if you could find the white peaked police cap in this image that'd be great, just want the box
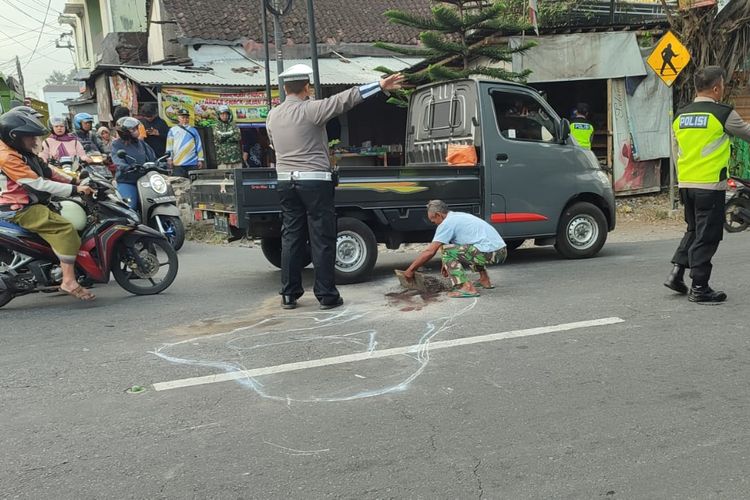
[278,64,313,82]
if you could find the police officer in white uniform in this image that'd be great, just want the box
[266,65,404,310]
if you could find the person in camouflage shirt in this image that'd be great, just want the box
[213,105,242,169]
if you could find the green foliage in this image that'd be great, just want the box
[375,0,538,105]
[45,69,78,86]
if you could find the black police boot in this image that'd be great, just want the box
[688,285,727,304]
[281,295,298,310]
[664,264,688,294]
[319,296,344,310]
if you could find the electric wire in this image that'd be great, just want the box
[27,0,53,65]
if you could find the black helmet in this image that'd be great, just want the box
[0,109,48,153]
[12,105,44,120]
[115,116,141,141]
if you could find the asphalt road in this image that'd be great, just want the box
[3,232,750,499]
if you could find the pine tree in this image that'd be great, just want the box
[374,0,536,105]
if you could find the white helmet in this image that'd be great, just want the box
[278,64,313,82]
[59,200,87,231]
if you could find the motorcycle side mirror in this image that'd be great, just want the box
[116,150,127,159]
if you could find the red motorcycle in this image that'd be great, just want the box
[0,164,179,308]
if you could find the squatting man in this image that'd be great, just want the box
[402,200,507,298]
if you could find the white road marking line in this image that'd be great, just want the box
[152,317,624,392]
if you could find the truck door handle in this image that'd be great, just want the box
[496,153,509,162]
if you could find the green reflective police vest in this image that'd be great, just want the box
[570,121,594,150]
[673,101,733,185]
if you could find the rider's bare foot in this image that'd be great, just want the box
[60,284,95,301]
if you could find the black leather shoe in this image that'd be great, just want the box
[319,297,344,310]
[688,286,727,304]
[281,295,298,310]
[664,264,688,294]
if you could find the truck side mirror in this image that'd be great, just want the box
[559,119,571,143]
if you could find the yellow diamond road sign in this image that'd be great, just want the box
[647,31,691,87]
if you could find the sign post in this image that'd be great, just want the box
[647,31,692,209]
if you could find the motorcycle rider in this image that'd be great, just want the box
[111,116,156,209]
[40,116,92,164]
[0,109,95,300]
[72,113,101,155]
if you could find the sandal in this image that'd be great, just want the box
[473,281,495,289]
[62,285,95,301]
[448,290,480,298]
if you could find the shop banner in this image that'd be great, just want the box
[110,75,138,115]
[611,78,662,195]
[678,0,716,9]
[159,87,280,127]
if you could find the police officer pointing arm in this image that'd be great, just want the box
[664,66,750,303]
[266,64,405,310]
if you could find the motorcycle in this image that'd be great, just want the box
[115,150,185,251]
[50,155,113,181]
[724,176,750,233]
[0,164,179,308]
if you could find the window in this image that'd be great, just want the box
[491,91,556,143]
[424,97,463,131]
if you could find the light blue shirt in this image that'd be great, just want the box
[432,211,506,253]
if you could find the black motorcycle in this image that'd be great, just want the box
[724,176,750,233]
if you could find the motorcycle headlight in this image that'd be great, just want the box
[150,174,168,194]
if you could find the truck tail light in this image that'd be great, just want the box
[229,213,239,227]
[194,210,203,221]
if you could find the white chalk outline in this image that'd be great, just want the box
[153,316,624,392]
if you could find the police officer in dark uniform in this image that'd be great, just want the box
[665,66,750,303]
[266,65,405,310]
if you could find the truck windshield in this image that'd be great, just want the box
[491,91,557,143]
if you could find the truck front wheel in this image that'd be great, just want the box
[554,202,608,259]
[335,217,378,284]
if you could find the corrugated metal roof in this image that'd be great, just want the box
[119,57,422,88]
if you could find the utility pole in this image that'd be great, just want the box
[273,15,286,101]
[306,0,321,97]
[259,0,273,109]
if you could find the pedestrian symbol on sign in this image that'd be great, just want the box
[660,43,679,76]
[647,31,692,87]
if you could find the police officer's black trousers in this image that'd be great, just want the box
[671,188,725,287]
[277,180,340,304]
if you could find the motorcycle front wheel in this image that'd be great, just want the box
[724,198,750,233]
[112,237,178,295]
[151,215,185,251]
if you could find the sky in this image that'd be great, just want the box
[0,0,78,98]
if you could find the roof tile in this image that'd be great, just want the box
[160,0,430,44]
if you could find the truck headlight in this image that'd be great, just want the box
[150,175,168,194]
[596,170,610,185]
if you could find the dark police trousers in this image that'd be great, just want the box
[277,180,340,304]
[671,188,725,287]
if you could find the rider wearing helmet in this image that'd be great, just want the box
[0,109,95,300]
[72,112,101,154]
[40,116,92,164]
[10,105,44,119]
[213,104,242,169]
[111,116,156,209]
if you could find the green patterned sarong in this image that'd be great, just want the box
[441,244,507,286]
